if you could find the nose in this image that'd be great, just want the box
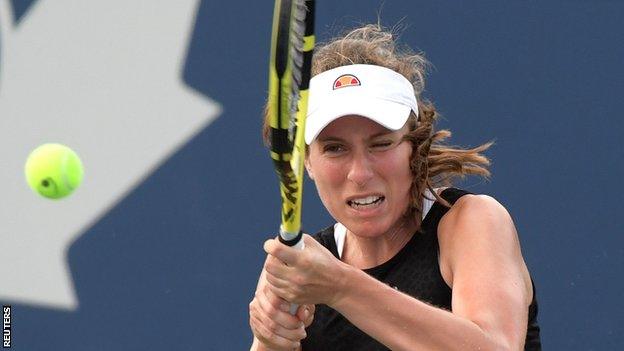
[346,150,374,186]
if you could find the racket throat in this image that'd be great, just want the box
[279,227,305,250]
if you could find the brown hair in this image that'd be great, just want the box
[263,24,492,230]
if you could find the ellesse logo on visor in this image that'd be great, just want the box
[333,74,361,90]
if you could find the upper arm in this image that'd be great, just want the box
[438,195,532,350]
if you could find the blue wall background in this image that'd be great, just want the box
[3,0,623,349]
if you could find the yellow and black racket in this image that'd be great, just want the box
[267,0,315,312]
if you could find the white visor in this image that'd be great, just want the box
[305,64,418,144]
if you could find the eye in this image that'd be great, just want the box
[322,143,345,154]
[371,140,394,150]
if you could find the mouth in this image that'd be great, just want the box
[347,195,385,209]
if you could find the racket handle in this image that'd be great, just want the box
[279,227,305,315]
[278,228,304,248]
[289,303,300,315]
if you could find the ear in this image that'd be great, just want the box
[304,156,315,180]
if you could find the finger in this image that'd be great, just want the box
[304,304,315,327]
[294,304,307,320]
[295,304,315,327]
[265,287,292,311]
[257,289,302,330]
[265,273,301,303]
[251,306,306,345]
[264,238,300,266]
[295,305,306,321]
[267,283,299,305]
[265,254,292,277]
[251,312,305,343]
[250,314,302,350]
[253,312,306,344]
[264,270,292,290]
[302,233,317,247]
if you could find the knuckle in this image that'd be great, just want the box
[257,330,268,341]
[266,305,279,319]
[266,319,278,332]
[269,245,281,258]
[260,327,274,341]
[266,290,279,303]
[292,285,303,296]
[265,272,276,285]
[254,290,263,299]
[273,244,283,254]
[298,256,310,269]
[285,293,297,303]
[292,275,305,286]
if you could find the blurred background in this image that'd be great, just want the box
[1,0,622,349]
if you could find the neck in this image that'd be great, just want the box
[343,217,417,269]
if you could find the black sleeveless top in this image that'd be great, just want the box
[302,188,541,350]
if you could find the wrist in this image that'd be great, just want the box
[250,338,259,351]
[327,261,358,309]
[251,338,270,351]
[251,342,270,351]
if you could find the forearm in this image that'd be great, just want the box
[331,265,508,351]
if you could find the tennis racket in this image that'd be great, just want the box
[267,0,315,314]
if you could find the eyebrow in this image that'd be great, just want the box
[317,130,396,143]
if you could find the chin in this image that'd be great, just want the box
[342,218,393,238]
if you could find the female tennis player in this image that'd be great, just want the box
[250,24,541,351]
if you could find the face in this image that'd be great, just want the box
[305,115,413,239]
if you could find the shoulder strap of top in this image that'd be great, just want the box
[311,225,341,259]
[439,187,473,204]
[421,188,473,230]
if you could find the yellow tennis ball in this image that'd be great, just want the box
[25,143,84,199]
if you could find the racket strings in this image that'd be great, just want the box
[287,0,308,142]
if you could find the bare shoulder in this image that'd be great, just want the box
[441,194,511,225]
[437,194,532,304]
[438,194,515,246]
